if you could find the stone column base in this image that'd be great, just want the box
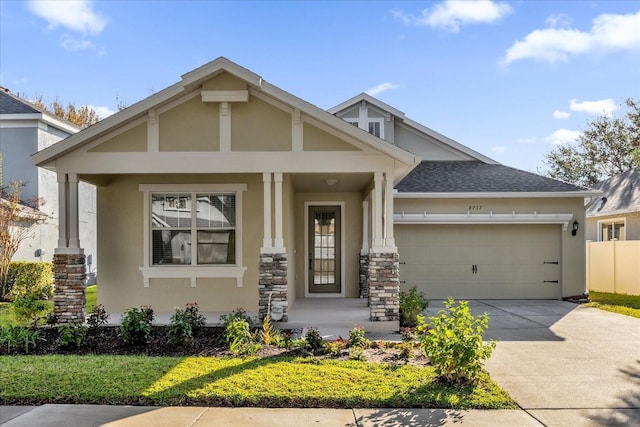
[359,253,369,300]
[367,252,399,321]
[259,253,288,322]
[53,253,86,323]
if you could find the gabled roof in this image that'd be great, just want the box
[396,161,598,197]
[0,88,80,134]
[328,93,497,165]
[586,168,640,217]
[32,57,418,169]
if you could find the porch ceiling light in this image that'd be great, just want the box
[325,179,338,186]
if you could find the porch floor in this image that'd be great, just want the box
[104,298,399,341]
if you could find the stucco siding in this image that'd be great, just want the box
[586,213,640,241]
[231,97,291,151]
[97,173,264,313]
[159,96,220,151]
[89,123,147,152]
[303,123,361,151]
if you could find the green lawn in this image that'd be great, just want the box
[0,285,97,327]
[587,291,640,319]
[0,355,515,409]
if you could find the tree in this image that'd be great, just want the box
[543,98,640,187]
[0,181,48,299]
[31,96,101,128]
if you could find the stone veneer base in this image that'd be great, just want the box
[53,253,86,324]
[359,253,369,300]
[367,252,399,322]
[258,253,288,322]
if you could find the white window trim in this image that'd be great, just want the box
[597,217,626,241]
[139,184,247,288]
[367,118,384,139]
[304,201,346,298]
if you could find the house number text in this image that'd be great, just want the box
[468,205,483,211]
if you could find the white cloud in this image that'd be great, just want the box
[87,104,115,119]
[491,145,506,153]
[28,0,107,35]
[553,110,571,119]
[503,10,640,65]
[545,13,572,28]
[544,129,582,145]
[394,0,512,32]
[569,98,618,115]
[60,35,96,51]
[365,82,400,96]
[517,137,537,144]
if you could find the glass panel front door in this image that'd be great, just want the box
[309,206,341,293]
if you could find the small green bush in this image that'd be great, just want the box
[87,304,109,328]
[119,306,155,345]
[57,324,88,349]
[11,297,49,323]
[220,307,253,329]
[167,303,206,346]
[417,298,496,384]
[225,317,260,356]
[304,327,324,351]
[6,261,53,300]
[0,325,39,353]
[399,286,429,327]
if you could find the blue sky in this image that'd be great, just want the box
[1,0,638,172]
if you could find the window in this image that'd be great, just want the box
[151,193,236,265]
[368,121,381,137]
[599,219,626,241]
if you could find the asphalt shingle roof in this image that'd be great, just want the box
[586,168,640,217]
[396,161,585,193]
[0,90,41,114]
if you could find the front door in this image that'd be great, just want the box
[308,206,341,293]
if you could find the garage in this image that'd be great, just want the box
[395,224,562,299]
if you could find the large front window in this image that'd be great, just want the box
[151,192,237,265]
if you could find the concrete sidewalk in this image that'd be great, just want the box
[1,405,544,426]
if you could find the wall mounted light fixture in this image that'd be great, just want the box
[571,220,579,236]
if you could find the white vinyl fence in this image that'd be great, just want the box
[586,240,640,295]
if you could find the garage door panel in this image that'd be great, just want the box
[396,224,561,299]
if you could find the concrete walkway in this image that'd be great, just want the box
[2,300,640,426]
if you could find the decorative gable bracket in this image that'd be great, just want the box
[201,90,249,103]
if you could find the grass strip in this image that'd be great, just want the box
[587,291,640,319]
[0,355,515,409]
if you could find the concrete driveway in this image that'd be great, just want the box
[425,300,640,426]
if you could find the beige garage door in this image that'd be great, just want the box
[396,224,561,299]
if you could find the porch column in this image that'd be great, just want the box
[54,172,86,324]
[262,173,272,249]
[372,172,384,250]
[360,199,369,299]
[259,172,288,322]
[384,172,396,249]
[273,173,284,251]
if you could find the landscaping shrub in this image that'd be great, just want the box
[11,297,49,323]
[0,325,39,353]
[6,261,53,300]
[324,338,347,357]
[87,304,109,328]
[399,286,429,327]
[304,326,324,351]
[167,303,206,346]
[57,324,88,349]
[220,307,253,329]
[417,298,496,385]
[119,306,155,345]
[225,317,260,356]
[347,326,369,348]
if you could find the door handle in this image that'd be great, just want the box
[472,264,478,274]
[309,258,312,270]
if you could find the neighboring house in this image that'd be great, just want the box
[585,168,640,241]
[31,58,596,324]
[0,88,97,277]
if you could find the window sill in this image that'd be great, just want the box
[139,266,247,288]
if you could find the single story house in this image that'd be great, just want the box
[32,58,597,324]
[586,168,640,241]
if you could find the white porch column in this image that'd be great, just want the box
[67,173,80,250]
[273,173,285,251]
[384,172,396,249]
[56,173,68,250]
[261,172,273,251]
[361,200,369,254]
[372,172,384,250]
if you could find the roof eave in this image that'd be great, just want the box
[395,191,602,199]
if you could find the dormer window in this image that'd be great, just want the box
[368,120,382,138]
